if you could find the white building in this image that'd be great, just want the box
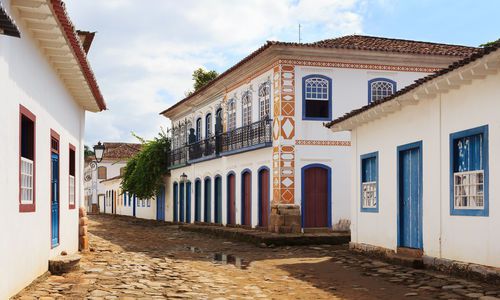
[326,43,500,269]
[0,0,105,298]
[160,35,478,233]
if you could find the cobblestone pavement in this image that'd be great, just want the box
[14,215,500,300]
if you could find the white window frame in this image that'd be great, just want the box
[453,170,484,209]
[362,181,377,209]
[20,157,34,204]
[259,82,271,120]
[242,91,252,126]
[69,175,75,207]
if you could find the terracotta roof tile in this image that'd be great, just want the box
[160,35,479,116]
[103,142,141,160]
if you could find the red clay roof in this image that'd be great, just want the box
[76,30,96,54]
[51,0,106,111]
[102,142,142,160]
[325,41,500,129]
[160,35,479,116]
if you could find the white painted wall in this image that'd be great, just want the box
[351,70,500,268]
[0,8,85,298]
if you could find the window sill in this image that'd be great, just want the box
[450,208,488,217]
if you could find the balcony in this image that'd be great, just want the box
[167,118,273,169]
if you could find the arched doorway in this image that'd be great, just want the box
[179,182,185,222]
[241,170,252,226]
[214,176,222,224]
[204,177,212,223]
[227,172,236,225]
[194,179,201,222]
[173,182,178,222]
[185,181,192,223]
[301,164,331,228]
[258,167,270,228]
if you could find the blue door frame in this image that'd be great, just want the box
[397,141,423,250]
[132,194,136,217]
[157,186,165,221]
[186,181,192,223]
[195,179,201,222]
[214,176,222,224]
[180,182,185,222]
[204,177,211,223]
[51,152,59,248]
[173,182,178,222]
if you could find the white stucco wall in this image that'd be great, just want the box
[351,70,500,268]
[0,10,85,298]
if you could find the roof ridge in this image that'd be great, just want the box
[315,34,477,49]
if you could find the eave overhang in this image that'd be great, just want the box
[11,0,106,112]
[0,1,20,37]
[326,44,500,132]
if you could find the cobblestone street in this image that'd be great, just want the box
[14,215,500,300]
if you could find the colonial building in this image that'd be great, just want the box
[0,0,105,298]
[83,142,140,211]
[326,43,500,269]
[160,35,478,233]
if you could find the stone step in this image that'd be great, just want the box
[48,253,81,275]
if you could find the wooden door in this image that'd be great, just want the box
[214,177,222,224]
[242,172,252,226]
[227,174,236,225]
[303,167,328,228]
[259,168,270,227]
[398,143,422,249]
[186,182,192,223]
[157,186,165,221]
[173,183,178,222]
[195,180,201,222]
[180,182,185,222]
[204,178,211,223]
[51,152,59,247]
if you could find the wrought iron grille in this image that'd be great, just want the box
[220,118,272,153]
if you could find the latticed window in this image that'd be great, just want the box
[227,99,236,131]
[303,75,331,119]
[20,108,35,207]
[452,131,486,211]
[69,146,76,208]
[205,113,212,137]
[242,91,252,126]
[361,153,378,211]
[369,79,396,103]
[179,124,186,146]
[259,82,271,120]
[21,157,34,204]
[196,118,202,141]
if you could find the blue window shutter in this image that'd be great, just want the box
[454,134,483,172]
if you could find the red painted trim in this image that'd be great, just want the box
[50,129,60,248]
[19,104,36,213]
[50,0,106,111]
[68,143,76,210]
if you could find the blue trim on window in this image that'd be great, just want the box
[367,78,397,104]
[257,166,271,227]
[300,164,332,228]
[241,168,252,226]
[449,125,489,217]
[396,140,423,249]
[360,151,379,213]
[302,74,333,121]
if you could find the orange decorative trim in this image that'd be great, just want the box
[295,140,351,146]
[279,59,441,73]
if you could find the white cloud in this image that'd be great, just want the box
[64,0,366,145]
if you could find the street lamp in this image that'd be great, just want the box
[93,141,105,163]
[180,172,187,183]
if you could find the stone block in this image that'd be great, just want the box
[79,217,88,226]
[79,225,88,236]
[49,254,81,275]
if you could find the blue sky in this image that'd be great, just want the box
[64,0,499,146]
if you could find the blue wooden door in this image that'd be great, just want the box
[173,183,178,222]
[157,186,165,221]
[398,142,423,249]
[214,177,222,224]
[186,182,192,223]
[180,182,185,222]
[195,180,201,222]
[132,194,136,217]
[204,178,211,223]
[51,153,59,247]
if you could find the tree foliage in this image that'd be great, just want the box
[120,130,170,199]
[480,39,500,47]
[192,68,218,91]
[84,145,94,159]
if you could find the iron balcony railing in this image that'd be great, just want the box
[169,146,188,168]
[188,135,217,161]
[167,118,273,168]
[220,118,272,154]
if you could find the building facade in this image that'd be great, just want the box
[161,35,477,233]
[326,44,500,268]
[0,0,105,298]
